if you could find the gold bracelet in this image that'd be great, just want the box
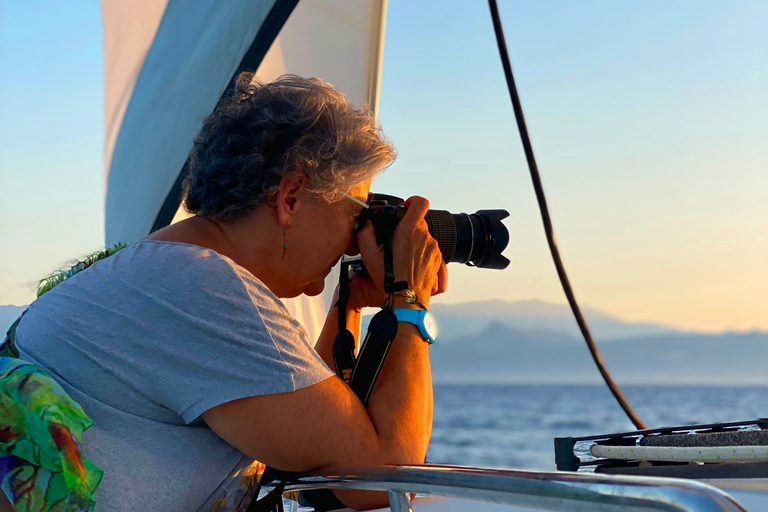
[382,289,427,310]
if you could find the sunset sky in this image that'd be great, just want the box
[1,0,766,333]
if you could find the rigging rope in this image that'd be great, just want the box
[487,0,647,430]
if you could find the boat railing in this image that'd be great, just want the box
[272,464,748,512]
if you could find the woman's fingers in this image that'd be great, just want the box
[357,196,446,308]
[357,221,380,262]
[398,197,430,231]
[348,272,387,310]
[434,261,448,295]
[392,198,442,309]
[356,220,385,292]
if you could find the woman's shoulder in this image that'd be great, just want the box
[119,239,261,294]
[117,240,245,281]
[21,239,303,359]
[21,240,268,320]
[125,239,232,267]
[125,240,287,315]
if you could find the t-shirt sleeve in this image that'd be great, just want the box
[133,250,335,424]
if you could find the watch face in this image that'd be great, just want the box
[423,311,438,340]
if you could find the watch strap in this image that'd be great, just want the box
[393,308,436,344]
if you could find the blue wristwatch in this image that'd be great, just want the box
[393,308,438,344]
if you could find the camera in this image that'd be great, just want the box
[354,194,510,269]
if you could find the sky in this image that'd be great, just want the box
[0,0,766,333]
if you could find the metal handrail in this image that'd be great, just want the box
[272,464,748,512]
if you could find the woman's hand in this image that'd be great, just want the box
[331,271,388,312]
[357,196,447,309]
[347,271,387,311]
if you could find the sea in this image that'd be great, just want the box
[427,384,768,471]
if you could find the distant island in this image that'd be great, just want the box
[428,320,768,385]
[3,300,766,385]
[381,300,768,385]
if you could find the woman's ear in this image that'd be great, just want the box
[274,175,307,227]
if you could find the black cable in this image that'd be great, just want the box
[487,0,646,430]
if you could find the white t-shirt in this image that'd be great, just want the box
[16,240,334,511]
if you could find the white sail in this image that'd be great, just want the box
[102,0,387,340]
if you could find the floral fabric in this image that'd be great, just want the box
[0,318,102,511]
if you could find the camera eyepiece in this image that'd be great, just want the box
[356,194,510,270]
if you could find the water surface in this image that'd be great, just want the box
[428,384,768,470]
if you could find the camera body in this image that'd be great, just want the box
[354,194,510,270]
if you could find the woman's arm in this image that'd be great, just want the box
[203,318,430,510]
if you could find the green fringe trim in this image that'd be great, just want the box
[36,243,127,298]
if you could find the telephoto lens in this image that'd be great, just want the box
[363,194,510,269]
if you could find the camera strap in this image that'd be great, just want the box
[332,225,408,400]
[348,308,398,404]
[348,231,405,405]
[333,228,408,405]
[381,228,409,298]
[332,260,356,385]
[371,205,409,301]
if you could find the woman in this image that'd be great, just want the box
[14,74,446,511]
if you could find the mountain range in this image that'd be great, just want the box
[428,321,768,385]
[428,299,682,341]
[373,300,768,385]
[3,301,766,384]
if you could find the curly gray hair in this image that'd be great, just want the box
[183,73,395,221]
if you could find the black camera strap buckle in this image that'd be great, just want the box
[332,260,356,384]
[332,330,356,385]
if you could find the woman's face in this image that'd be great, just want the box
[283,180,371,297]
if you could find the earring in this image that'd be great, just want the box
[282,227,288,260]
